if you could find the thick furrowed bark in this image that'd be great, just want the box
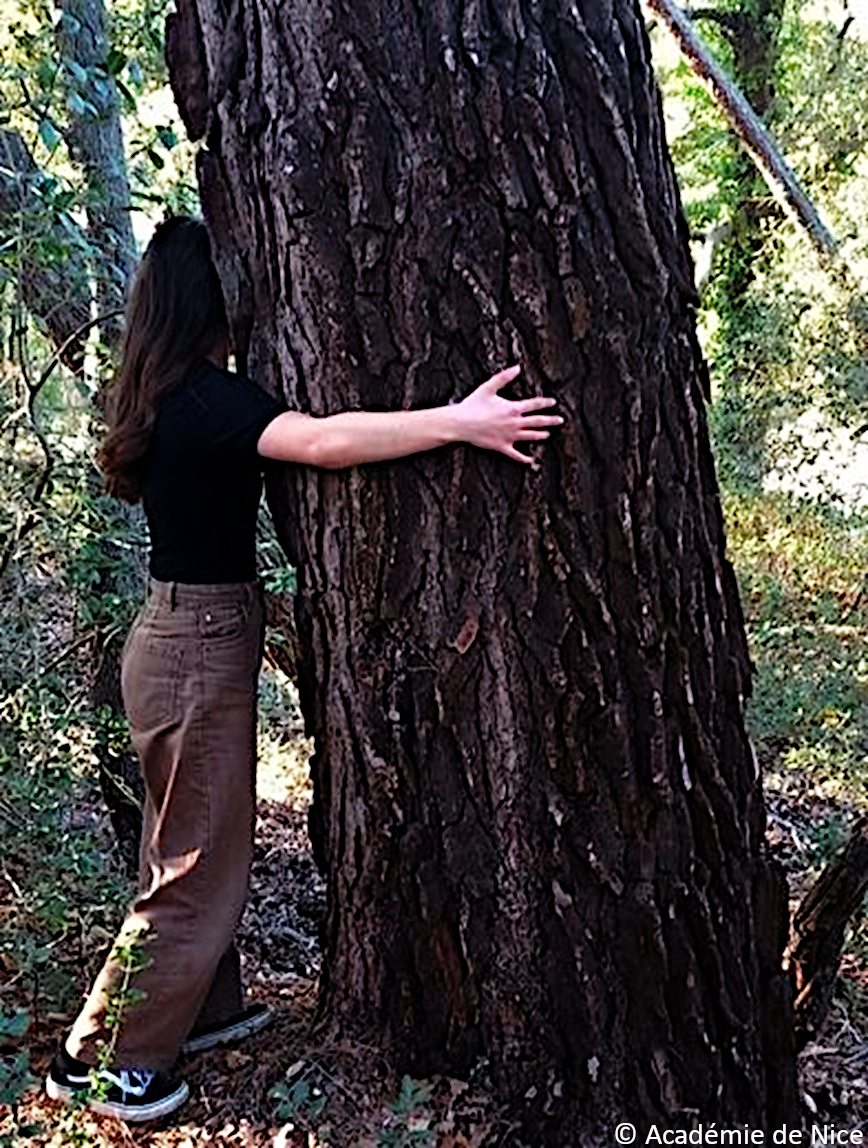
[169,1,798,1138]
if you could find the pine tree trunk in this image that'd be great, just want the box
[168,1,799,1138]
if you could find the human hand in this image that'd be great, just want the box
[455,365,563,464]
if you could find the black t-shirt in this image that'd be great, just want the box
[142,362,286,583]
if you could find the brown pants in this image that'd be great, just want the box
[67,580,264,1072]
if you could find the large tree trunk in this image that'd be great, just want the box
[168,1,799,1139]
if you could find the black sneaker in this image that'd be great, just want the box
[45,1045,189,1122]
[180,1002,274,1054]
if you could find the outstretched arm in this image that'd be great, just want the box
[256,365,562,468]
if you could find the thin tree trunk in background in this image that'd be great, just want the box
[0,131,91,371]
[56,0,136,347]
[56,0,143,871]
[646,0,836,253]
[169,0,798,1139]
[787,817,868,1050]
[659,0,789,487]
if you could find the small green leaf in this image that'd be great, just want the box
[106,47,127,75]
[36,59,56,89]
[0,1008,30,1040]
[147,148,165,170]
[38,118,61,151]
[67,92,87,117]
[0,1053,36,1107]
[116,78,136,112]
[156,125,177,149]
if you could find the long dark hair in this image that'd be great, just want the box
[99,216,230,502]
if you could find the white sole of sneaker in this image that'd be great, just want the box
[180,1005,274,1054]
[46,1075,190,1122]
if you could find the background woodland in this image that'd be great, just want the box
[4,0,868,1142]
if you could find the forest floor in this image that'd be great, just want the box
[1,678,510,1148]
[5,664,868,1146]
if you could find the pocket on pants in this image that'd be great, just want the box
[200,601,249,642]
[121,629,186,733]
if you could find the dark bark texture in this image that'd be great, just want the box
[786,817,868,1051]
[168,1,798,1139]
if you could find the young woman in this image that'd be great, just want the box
[46,216,562,1122]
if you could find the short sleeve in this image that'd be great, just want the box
[187,367,287,456]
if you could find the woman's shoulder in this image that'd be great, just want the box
[175,361,286,442]
[180,361,268,409]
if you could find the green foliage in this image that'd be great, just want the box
[377,1076,436,1147]
[270,1068,442,1148]
[727,492,868,722]
[84,925,151,1103]
[0,1053,36,1109]
[0,1007,39,1145]
[0,738,129,987]
[0,400,135,1002]
[0,340,148,909]
[0,1009,36,1116]
[0,0,197,323]
[724,489,868,896]
[0,1008,30,1044]
[777,17,868,189]
[258,505,298,595]
[654,4,868,495]
[271,1064,329,1129]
